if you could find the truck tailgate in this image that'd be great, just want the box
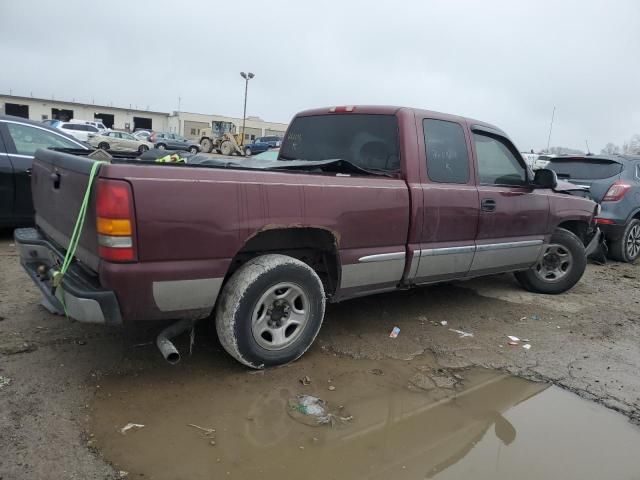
[31,149,101,272]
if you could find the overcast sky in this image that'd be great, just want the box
[1,0,638,152]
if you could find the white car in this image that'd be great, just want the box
[87,131,153,153]
[55,121,100,142]
[70,119,109,132]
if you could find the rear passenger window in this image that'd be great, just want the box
[423,119,470,184]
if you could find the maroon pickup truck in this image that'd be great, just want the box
[15,106,601,368]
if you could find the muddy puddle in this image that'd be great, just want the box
[90,351,640,479]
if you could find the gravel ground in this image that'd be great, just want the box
[0,230,638,479]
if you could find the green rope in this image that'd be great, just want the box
[52,160,104,316]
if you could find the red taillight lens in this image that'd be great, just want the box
[595,218,615,225]
[602,182,631,202]
[96,179,136,262]
[97,180,132,218]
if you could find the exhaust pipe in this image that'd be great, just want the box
[156,319,195,365]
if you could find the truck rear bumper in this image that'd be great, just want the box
[14,228,122,325]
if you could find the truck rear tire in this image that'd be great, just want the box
[215,254,325,369]
[514,228,587,294]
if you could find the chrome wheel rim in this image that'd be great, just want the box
[626,224,640,258]
[251,282,309,351]
[534,244,573,283]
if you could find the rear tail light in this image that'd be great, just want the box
[602,181,631,202]
[96,179,136,262]
[595,218,615,225]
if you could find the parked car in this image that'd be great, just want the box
[71,119,109,132]
[546,154,640,262]
[87,131,153,153]
[55,121,100,142]
[532,154,553,170]
[0,114,87,226]
[154,132,200,153]
[133,130,153,141]
[15,105,600,369]
[243,139,271,156]
[255,136,282,148]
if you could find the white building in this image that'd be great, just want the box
[0,94,288,141]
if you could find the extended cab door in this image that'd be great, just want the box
[411,117,480,283]
[469,126,548,274]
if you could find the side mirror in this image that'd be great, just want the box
[533,168,558,189]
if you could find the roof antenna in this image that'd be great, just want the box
[585,139,591,155]
[546,106,556,152]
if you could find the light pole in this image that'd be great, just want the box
[240,72,254,146]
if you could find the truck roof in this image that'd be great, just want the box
[294,105,506,136]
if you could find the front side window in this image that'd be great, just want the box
[423,119,469,184]
[5,122,81,156]
[474,132,526,186]
[280,114,400,172]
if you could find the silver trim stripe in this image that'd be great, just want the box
[419,245,475,257]
[475,240,543,252]
[358,252,406,263]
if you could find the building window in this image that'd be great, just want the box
[41,114,49,120]
[191,128,196,135]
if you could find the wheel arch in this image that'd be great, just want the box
[226,227,341,297]
[555,219,591,244]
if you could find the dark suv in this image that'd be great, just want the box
[547,155,640,262]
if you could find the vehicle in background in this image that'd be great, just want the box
[16,105,601,369]
[243,139,271,156]
[87,131,153,153]
[199,121,246,156]
[154,132,200,153]
[55,121,100,142]
[533,154,553,170]
[546,154,640,262]
[70,119,109,132]
[133,130,154,142]
[256,136,282,148]
[0,115,87,226]
[253,149,279,160]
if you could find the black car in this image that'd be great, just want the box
[546,154,640,262]
[0,115,87,226]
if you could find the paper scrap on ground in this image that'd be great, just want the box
[120,423,145,435]
[523,344,532,350]
[389,326,401,338]
[440,320,448,326]
[449,328,473,338]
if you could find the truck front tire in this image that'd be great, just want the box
[215,254,326,369]
[515,228,587,294]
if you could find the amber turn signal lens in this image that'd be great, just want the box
[97,217,132,236]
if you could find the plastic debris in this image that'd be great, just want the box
[287,395,352,427]
[531,314,541,321]
[507,335,520,342]
[519,317,527,321]
[523,344,532,350]
[328,385,336,391]
[389,326,401,338]
[449,328,474,338]
[120,423,145,435]
[299,375,311,386]
[0,376,11,389]
[187,423,216,436]
[508,341,519,346]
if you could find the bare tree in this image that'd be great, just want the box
[601,142,621,155]
[623,134,640,155]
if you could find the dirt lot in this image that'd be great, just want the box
[1,229,639,479]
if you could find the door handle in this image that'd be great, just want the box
[481,198,496,212]
[25,168,32,176]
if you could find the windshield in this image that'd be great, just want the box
[547,159,623,180]
[279,114,400,172]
